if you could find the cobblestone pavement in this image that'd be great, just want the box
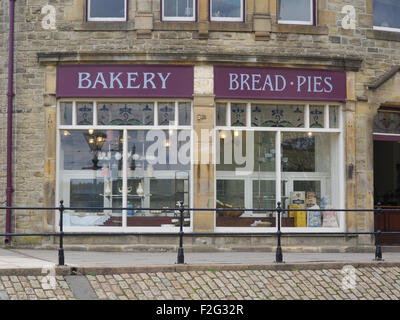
[1,266,400,300]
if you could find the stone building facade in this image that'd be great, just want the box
[1,0,400,251]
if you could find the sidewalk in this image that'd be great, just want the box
[1,248,400,269]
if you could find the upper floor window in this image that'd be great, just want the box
[373,0,400,32]
[162,0,196,21]
[210,0,244,22]
[278,0,315,25]
[87,0,127,22]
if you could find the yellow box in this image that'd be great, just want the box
[289,204,301,218]
[294,211,307,227]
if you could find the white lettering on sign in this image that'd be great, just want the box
[77,72,172,90]
[227,72,333,94]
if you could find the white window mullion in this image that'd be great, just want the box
[175,101,179,126]
[227,102,231,127]
[93,101,98,126]
[324,104,329,129]
[154,101,159,126]
[122,129,128,229]
[275,130,282,213]
[305,104,310,129]
[72,101,77,126]
[246,103,251,127]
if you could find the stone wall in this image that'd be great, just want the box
[0,0,399,248]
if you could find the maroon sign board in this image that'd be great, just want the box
[214,66,347,101]
[56,65,194,98]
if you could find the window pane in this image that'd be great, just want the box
[158,102,175,125]
[60,102,72,125]
[164,0,194,18]
[309,105,324,128]
[329,106,339,128]
[282,132,340,228]
[231,103,246,126]
[251,104,304,127]
[216,103,227,126]
[60,130,124,227]
[212,0,242,18]
[178,102,191,126]
[279,0,312,22]
[89,0,125,19]
[97,103,154,126]
[77,103,93,125]
[374,0,400,29]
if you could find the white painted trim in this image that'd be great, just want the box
[373,26,400,33]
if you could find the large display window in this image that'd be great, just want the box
[57,99,192,232]
[215,101,345,232]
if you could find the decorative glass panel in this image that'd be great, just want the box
[216,103,227,126]
[89,0,126,19]
[77,103,93,125]
[251,104,304,127]
[329,106,339,128]
[178,102,191,126]
[163,0,195,19]
[230,103,246,126]
[211,0,242,19]
[60,102,72,125]
[158,102,175,125]
[373,111,400,134]
[97,103,154,126]
[309,105,324,128]
[374,0,400,30]
[279,0,312,23]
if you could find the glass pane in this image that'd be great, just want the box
[125,129,191,227]
[60,103,72,125]
[178,102,191,126]
[77,103,93,125]
[90,0,125,18]
[329,106,339,129]
[212,0,242,18]
[97,103,154,126]
[374,0,400,29]
[217,180,244,208]
[158,102,175,125]
[230,103,246,127]
[309,105,325,128]
[373,112,400,134]
[251,104,304,127]
[252,180,277,227]
[282,132,340,228]
[59,130,123,227]
[216,103,227,126]
[279,0,312,22]
[164,0,194,18]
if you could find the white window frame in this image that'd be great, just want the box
[277,0,314,26]
[210,0,244,22]
[56,98,194,233]
[87,0,128,22]
[214,100,345,233]
[161,0,196,22]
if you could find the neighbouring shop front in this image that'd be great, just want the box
[55,63,348,237]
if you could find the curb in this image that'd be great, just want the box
[0,261,399,276]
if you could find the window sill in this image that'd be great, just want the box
[154,21,253,32]
[74,21,135,32]
[272,24,328,35]
[367,29,400,42]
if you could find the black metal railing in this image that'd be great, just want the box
[1,201,400,266]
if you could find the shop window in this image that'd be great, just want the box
[58,100,192,230]
[87,0,127,22]
[215,102,343,231]
[161,0,196,21]
[278,0,315,25]
[210,0,244,22]
[373,0,400,32]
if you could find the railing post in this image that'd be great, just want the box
[275,202,284,263]
[176,201,185,264]
[374,202,383,261]
[58,200,65,266]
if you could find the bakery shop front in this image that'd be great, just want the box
[55,63,347,236]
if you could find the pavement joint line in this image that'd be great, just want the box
[0,261,399,276]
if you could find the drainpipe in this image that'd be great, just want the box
[5,0,16,244]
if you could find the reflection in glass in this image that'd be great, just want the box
[164,0,194,18]
[60,103,72,125]
[279,0,312,23]
[211,0,242,18]
[374,0,400,29]
[89,0,125,19]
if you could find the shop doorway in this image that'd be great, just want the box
[373,136,400,245]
